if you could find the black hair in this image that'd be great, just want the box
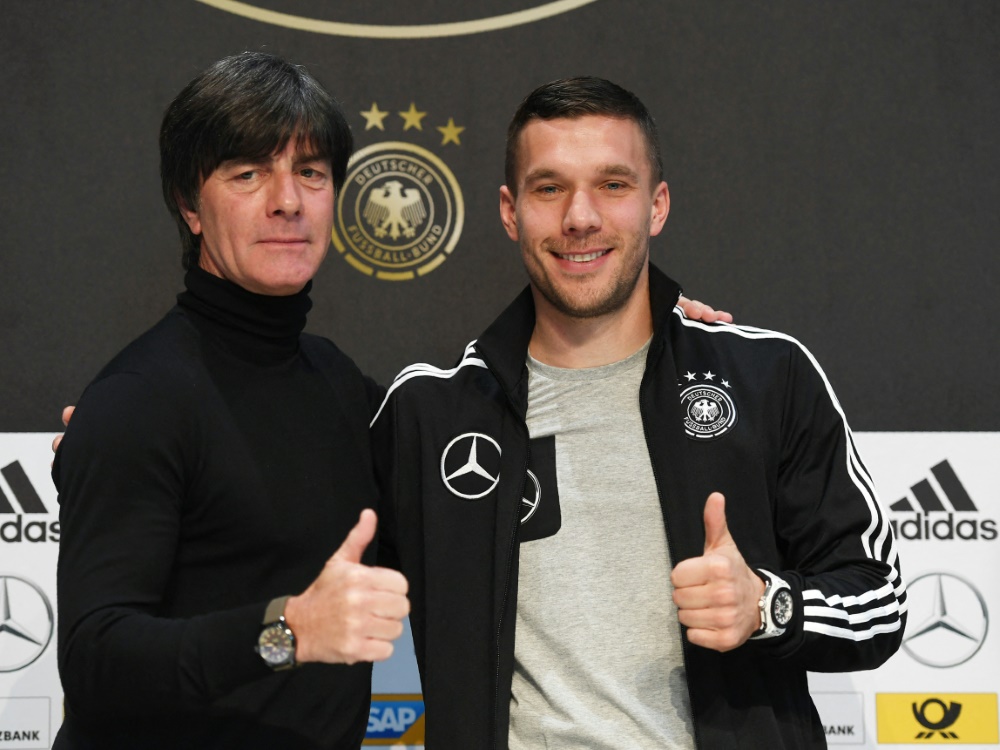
[159,52,353,269]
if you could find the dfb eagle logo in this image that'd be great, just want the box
[691,398,720,422]
[680,383,737,440]
[363,180,427,240]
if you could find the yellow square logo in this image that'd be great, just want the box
[877,693,998,744]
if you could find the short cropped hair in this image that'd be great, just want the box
[504,76,663,194]
[160,52,353,269]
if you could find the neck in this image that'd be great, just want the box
[178,266,311,363]
[528,273,653,369]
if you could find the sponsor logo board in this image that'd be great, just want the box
[813,692,866,745]
[887,459,996,543]
[877,693,998,744]
[0,696,50,749]
[902,572,989,668]
[0,576,55,673]
[0,462,58,544]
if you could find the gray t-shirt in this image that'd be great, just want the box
[509,340,696,749]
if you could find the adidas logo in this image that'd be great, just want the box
[0,461,60,543]
[889,460,997,542]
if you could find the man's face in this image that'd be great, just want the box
[181,138,334,296]
[499,115,669,320]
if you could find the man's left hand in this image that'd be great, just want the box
[671,492,764,651]
[678,296,733,324]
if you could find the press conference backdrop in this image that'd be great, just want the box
[1,2,997,747]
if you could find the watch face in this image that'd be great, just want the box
[258,624,294,666]
[772,589,794,627]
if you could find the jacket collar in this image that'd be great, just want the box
[474,263,684,407]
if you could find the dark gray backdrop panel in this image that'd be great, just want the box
[2,1,997,430]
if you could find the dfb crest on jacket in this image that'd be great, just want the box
[678,370,738,440]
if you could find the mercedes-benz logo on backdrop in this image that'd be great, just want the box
[440,433,501,500]
[902,572,988,668]
[0,574,55,672]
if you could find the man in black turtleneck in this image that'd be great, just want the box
[51,53,410,749]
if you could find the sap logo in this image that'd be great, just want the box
[366,695,425,742]
[889,459,997,542]
[0,461,59,543]
[368,705,418,734]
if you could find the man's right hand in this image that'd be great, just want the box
[284,509,410,665]
[671,493,764,652]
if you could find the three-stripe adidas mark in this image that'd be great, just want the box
[0,461,59,543]
[889,460,997,542]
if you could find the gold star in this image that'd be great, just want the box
[359,102,389,131]
[436,118,466,146]
[398,103,428,131]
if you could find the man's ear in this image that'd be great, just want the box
[499,185,519,242]
[649,181,670,238]
[179,196,202,237]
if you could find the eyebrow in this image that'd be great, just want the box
[522,163,641,185]
[292,150,328,165]
[598,164,641,182]
[218,151,329,170]
[219,156,270,169]
[523,168,558,184]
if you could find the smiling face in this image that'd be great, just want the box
[180,137,335,296]
[499,115,669,322]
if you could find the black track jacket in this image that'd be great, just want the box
[371,264,906,749]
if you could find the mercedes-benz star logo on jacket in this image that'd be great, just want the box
[440,433,501,499]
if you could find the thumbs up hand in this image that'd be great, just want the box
[670,493,765,652]
[284,509,410,664]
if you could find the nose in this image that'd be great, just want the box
[562,189,601,235]
[267,170,303,217]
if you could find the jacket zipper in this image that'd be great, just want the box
[478,340,532,750]
[492,419,529,750]
[640,367,702,750]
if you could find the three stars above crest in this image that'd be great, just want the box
[359,102,465,146]
[682,371,732,388]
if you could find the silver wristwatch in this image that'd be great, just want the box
[750,569,794,640]
[256,596,297,670]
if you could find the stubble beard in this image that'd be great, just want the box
[525,234,649,320]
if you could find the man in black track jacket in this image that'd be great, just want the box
[371,77,906,748]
